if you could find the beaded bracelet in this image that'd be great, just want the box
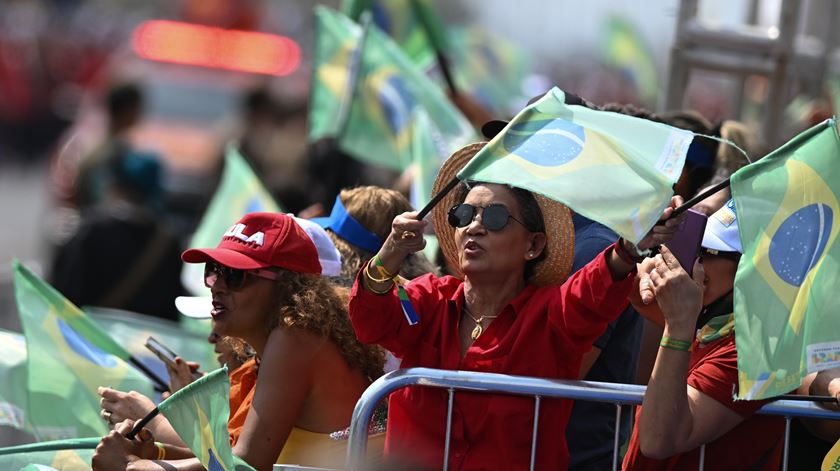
[660,336,694,352]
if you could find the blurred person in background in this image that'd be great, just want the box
[313,186,439,282]
[93,213,386,470]
[73,83,152,209]
[50,147,186,320]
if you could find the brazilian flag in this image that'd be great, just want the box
[731,119,840,400]
[310,6,476,171]
[341,0,447,74]
[158,367,255,471]
[601,15,659,105]
[458,87,694,244]
[0,437,98,470]
[13,262,155,440]
[180,145,281,296]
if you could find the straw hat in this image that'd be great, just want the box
[431,142,575,286]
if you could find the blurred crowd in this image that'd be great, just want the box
[2,1,840,470]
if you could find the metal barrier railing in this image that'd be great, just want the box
[345,368,840,471]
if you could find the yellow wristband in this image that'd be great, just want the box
[660,336,694,352]
[155,442,166,461]
[365,259,395,284]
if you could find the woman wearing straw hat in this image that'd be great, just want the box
[349,143,686,470]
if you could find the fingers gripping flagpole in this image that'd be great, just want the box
[126,407,160,440]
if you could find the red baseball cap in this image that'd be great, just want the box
[181,212,322,274]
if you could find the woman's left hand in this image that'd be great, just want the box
[640,245,705,331]
[91,419,156,470]
[99,387,155,429]
[634,195,687,252]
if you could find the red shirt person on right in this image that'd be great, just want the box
[623,201,786,470]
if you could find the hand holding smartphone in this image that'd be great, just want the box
[663,209,707,276]
[145,336,202,381]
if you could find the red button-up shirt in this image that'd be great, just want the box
[349,246,633,470]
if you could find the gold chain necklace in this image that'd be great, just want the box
[463,305,499,340]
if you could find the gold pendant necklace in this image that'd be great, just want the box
[464,306,498,340]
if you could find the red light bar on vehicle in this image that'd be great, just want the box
[132,20,301,76]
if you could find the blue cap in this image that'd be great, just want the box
[311,195,384,253]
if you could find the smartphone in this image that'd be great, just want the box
[664,209,708,276]
[145,336,179,370]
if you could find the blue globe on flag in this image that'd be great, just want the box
[58,318,117,367]
[502,119,585,166]
[377,74,414,136]
[769,203,833,286]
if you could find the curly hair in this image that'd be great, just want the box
[268,269,385,381]
[327,186,439,280]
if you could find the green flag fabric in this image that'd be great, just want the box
[0,438,98,471]
[158,367,254,471]
[310,6,476,171]
[730,119,840,400]
[0,329,31,435]
[449,27,530,116]
[601,15,659,105]
[457,87,694,244]
[13,262,155,440]
[181,146,281,296]
[340,0,447,73]
[86,307,217,379]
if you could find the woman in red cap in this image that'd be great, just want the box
[92,212,385,470]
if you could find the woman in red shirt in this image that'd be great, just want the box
[349,143,685,470]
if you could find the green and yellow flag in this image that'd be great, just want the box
[341,0,447,73]
[13,261,155,440]
[0,329,31,435]
[0,437,98,471]
[310,6,476,171]
[457,87,694,244]
[158,367,255,471]
[181,146,281,296]
[449,26,530,116]
[601,15,659,105]
[86,307,218,379]
[731,119,840,399]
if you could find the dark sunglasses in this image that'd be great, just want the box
[204,261,279,290]
[699,248,741,263]
[447,203,527,232]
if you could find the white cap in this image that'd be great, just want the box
[701,199,742,253]
[175,296,213,319]
[292,216,342,277]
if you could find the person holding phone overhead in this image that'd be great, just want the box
[623,201,786,470]
[93,213,386,471]
[348,142,687,470]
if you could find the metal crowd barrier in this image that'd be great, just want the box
[344,367,840,471]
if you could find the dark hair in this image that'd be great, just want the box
[455,181,546,282]
[106,83,142,119]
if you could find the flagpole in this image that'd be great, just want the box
[671,178,731,216]
[128,357,169,393]
[417,175,460,220]
[334,11,373,143]
[126,407,160,440]
[409,0,459,97]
